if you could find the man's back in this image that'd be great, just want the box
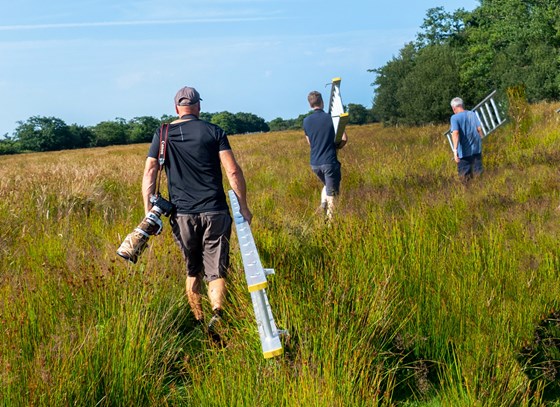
[148,116,231,214]
[451,110,482,158]
[303,109,338,166]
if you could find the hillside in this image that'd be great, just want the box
[1,102,560,405]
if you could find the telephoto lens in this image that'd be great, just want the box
[116,194,175,264]
[116,208,164,263]
[116,229,150,264]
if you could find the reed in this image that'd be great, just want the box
[1,102,559,406]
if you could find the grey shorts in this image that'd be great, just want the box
[170,211,232,282]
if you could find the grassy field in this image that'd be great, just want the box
[1,101,560,406]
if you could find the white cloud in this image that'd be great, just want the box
[0,15,283,31]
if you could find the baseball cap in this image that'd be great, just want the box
[174,86,202,106]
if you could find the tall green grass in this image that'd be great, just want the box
[1,102,559,406]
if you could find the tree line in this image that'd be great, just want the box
[370,0,560,125]
[0,104,375,155]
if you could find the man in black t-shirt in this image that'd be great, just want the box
[303,91,347,219]
[143,86,252,333]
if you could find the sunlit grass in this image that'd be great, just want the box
[1,102,560,405]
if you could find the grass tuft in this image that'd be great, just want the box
[1,102,560,405]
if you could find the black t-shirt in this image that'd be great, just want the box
[147,115,232,214]
[302,109,338,166]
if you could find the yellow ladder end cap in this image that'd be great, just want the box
[263,347,283,359]
[248,281,268,292]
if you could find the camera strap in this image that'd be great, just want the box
[154,117,195,197]
[155,124,169,196]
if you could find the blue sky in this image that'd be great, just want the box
[0,0,479,137]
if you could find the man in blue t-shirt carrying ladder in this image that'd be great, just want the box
[450,97,484,183]
[303,91,348,219]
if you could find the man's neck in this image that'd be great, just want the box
[170,114,198,124]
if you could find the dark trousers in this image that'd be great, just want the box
[457,153,483,181]
[311,162,341,196]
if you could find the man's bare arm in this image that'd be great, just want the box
[142,157,159,214]
[336,131,348,149]
[452,130,460,163]
[220,149,252,224]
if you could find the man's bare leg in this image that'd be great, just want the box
[186,275,204,321]
[325,195,336,220]
[208,278,226,312]
[207,278,226,343]
[320,186,328,213]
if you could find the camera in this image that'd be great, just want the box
[116,194,175,263]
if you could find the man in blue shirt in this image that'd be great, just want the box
[450,97,484,182]
[303,91,347,219]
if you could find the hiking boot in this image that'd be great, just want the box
[207,309,225,346]
[207,308,223,331]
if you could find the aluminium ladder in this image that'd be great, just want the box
[228,190,284,359]
[328,77,350,144]
[444,90,507,151]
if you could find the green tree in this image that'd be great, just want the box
[0,135,20,155]
[14,116,72,152]
[462,0,560,102]
[91,118,129,147]
[268,117,296,132]
[370,1,560,125]
[211,112,238,135]
[370,42,417,125]
[294,112,311,130]
[396,44,463,124]
[347,104,370,125]
[416,7,469,47]
[68,124,94,149]
[234,112,269,133]
[199,112,214,122]
[128,116,161,144]
[160,114,176,123]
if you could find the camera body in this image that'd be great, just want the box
[149,194,175,217]
[116,194,175,263]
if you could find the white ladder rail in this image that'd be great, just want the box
[327,77,349,143]
[228,190,284,359]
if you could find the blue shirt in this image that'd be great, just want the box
[450,110,482,158]
[303,109,338,166]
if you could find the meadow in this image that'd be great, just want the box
[1,101,559,406]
